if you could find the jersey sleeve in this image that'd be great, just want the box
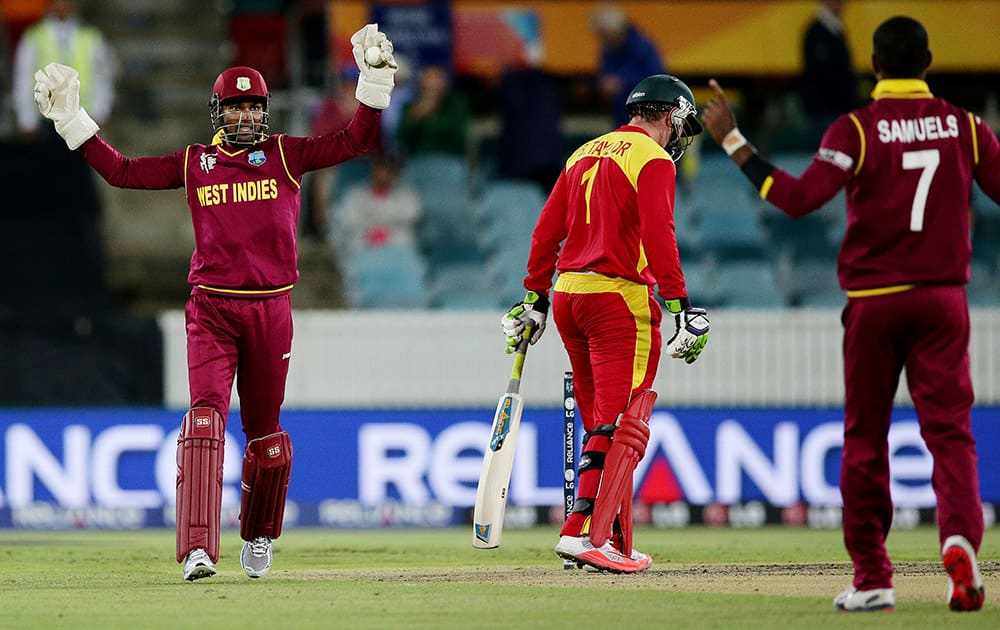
[972,115,1000,204]
[759,115,855,216]
[636,158,686,299]
[524,171,569,296]
[79,135,184,189]
[281,104,381,178]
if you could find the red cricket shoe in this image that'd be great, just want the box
[942,535,985,611]
[554,535,644,573]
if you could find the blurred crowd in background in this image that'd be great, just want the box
[2,0,1000,403]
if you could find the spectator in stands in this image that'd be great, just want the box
[800,0,859,135]
[397,64,469,158]
[379,53,414,158]
[702,15,994,613]
[12,0,115,139]
[591,3,667,126]
[495,47,564,192]
[303,67,372,242]
[331,152,421,265]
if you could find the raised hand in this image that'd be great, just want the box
[700,79,739,144]
[351,24,398,110]
[33,62,79,122]
[32,62,99,150]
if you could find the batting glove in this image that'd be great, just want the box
[33,62,98,150]
[664,298,710,364]
[351,24,397,110]
[502,290,549,354]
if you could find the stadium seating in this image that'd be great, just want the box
[712,261,787,308]
[387,149,891,311]
[342,244,429,309]
[401,153,481,269]
[486,243,533,305]
[328,157,373,204]
[427,264,503,310]
[777,258,840,307]
[476,180,547,256]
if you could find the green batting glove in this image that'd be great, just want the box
[501,290,549,353]
[664,298,710,364]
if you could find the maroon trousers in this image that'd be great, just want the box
[841,284,982,590]
[184,291,292,440]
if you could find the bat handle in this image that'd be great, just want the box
[508,324,532,389]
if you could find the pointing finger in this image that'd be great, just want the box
[708,79,727,103]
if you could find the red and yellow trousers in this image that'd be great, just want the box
[552,272,662,538]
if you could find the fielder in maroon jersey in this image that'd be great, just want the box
[702,15,997,612]
[32,24,398,581]
[502,75,710,573]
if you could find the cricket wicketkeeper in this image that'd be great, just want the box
[33,24,397,581]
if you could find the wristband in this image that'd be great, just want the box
[722,128,748,156]
[740,152,776,190]
[664,297,691,314]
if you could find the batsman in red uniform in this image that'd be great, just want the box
[502,74,710,573]
[32,24,398,581]
[702,16,997,612]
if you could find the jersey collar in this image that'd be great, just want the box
[871,79,932,100]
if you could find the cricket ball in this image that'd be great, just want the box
[365,46,385,68]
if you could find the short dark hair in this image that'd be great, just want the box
[626,102,671,122]
[873,16,930,78]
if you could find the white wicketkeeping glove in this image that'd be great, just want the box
[33,62,99,150]
[351,23,398,110]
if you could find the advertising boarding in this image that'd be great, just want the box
[0,407,995,529]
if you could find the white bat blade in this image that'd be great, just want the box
[472,392,524,548]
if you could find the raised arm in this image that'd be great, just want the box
[35,62,184,189]
[701,79,849,217]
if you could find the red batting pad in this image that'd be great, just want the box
[240,431,293,541]
[589,390,657,548]
[176,407,226,563]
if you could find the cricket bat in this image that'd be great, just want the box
[472,325,532,549]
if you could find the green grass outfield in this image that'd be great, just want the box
[0,526,995,628]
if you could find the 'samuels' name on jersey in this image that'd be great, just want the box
[876,114,959,144]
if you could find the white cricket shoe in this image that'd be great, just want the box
[942,535,985,611]
[183,548,217,582]
[834,586,895,612]
[554,535,644,574]
[241,536,273,578]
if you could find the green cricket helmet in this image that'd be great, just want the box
[626,74,702,160]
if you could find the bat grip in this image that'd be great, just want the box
[508,325,532,393]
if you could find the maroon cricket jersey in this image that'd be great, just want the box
[760,79,1000,291]
[80,105,381,294]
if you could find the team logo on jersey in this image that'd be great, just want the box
[199,152,217,174]
[248,150,266,166]
[236,77,251,91]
